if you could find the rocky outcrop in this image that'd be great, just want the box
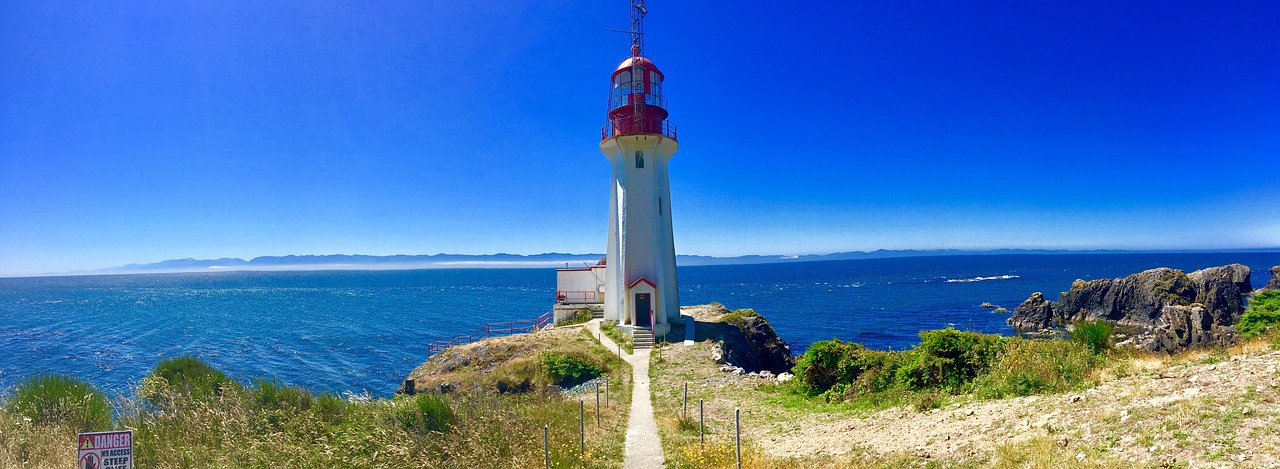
[1124,304,1238,352]
[1267,266,1280,291]
[1009,264,1253,352]
[1009,292,1054,331]
[682,303,794,374]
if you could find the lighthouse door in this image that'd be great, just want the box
[634,293,651,328]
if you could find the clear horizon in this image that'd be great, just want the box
[3,2,1278,277]
[6,247,1277,279]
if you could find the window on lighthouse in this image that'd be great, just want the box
[613,71,637,108]
[635,151,644,169]
[648,71,662,106]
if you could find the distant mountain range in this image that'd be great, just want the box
[83,248,1279,275]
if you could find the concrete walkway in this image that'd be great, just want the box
[587,320,665,468]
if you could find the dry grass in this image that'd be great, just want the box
[1,327,633,468]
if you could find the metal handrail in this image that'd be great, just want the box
[427,311,553,357]
[556,290,599,303]
[600,119,678,141]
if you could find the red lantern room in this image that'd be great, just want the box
[603,45,677,141]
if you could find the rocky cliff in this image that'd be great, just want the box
[681,303,795,374]
[1009,264,1253,352]
[1267,266,1280,290]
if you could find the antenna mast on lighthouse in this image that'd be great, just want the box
[629,1,648,132]
[629,1,647,54]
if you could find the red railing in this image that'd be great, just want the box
[427,311,552,357]
[601,119,677,141]
[556,290,599,303]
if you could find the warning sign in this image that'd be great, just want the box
[77,430,132,469]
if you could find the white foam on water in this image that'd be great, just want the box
[944,275,1020,283]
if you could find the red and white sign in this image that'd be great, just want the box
[77,430,133,469]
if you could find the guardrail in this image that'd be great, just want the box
[556,290,599,303]
[427,311,552,357]
[601,118,677,141]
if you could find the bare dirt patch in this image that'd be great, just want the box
[652,329,1280,467]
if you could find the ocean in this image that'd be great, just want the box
[1,252,1276,398]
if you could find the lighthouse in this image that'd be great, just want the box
[599,1,679,337]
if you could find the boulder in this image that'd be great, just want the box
[1008,264,1254,353]
[1267,266,1280,291]
[1008,292,1054,330]
[1188,264,1252,325]
[1151,304,1237,352]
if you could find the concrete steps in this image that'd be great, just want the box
[592,310,604,320]
[632,329,654,349]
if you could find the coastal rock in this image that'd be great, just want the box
[682,303,795,374]
[1008,292,1054,330]
[1267,266,1280,291]
[1009,264,1254,352]
[709,341,727,364]
[1187,264,1252,325]
[777,372,794,383]
[1139,304,1237,353]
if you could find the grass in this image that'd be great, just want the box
[600,320,634,354]
[2,330,634,468]
[2,374,112,432]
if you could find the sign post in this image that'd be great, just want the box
[78,430,133,469]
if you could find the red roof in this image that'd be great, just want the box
[613,56,664,80]
[628,277,656,289]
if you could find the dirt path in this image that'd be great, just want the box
[589,320,665,468]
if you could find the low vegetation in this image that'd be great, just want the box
[558,308,595,327]
[599,320,634,354]
[2,330,634,468]
[789,328,1102,404]
[541,351,604,387]
[1070,320,1115,355]
[1238,289,1280,341]
[2,374,112,432]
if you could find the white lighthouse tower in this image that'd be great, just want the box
[600,1,679,337]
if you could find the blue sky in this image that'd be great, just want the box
[1,1,1277,276]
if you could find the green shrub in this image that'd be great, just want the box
[393,393,455,435]
[143,355,235,404]
[1239,290,1280,340]
[252,378,313,411]
[974,339,1098,399]
[1070,320,1114,355]
[312,392,350,424]
[792,339,899,395]
[540,352,602,386]
[894,328,1007,392]
[911,392,943,412]
[559,308,595,326]
[3,374,113,432]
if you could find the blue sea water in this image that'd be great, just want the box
[1,252,1276,397]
